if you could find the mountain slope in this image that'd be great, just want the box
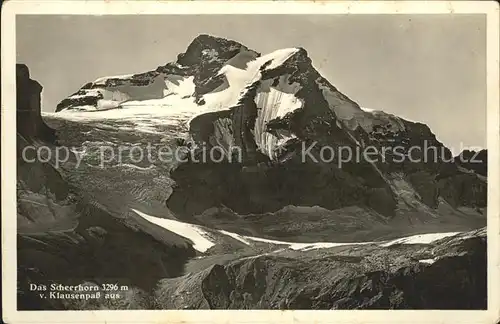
[54,35,486,226]
[17,34,488,310]
[16,65,197,310]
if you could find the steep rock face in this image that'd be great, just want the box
[163,45,398,218]
[166,157,395,219]
[17,64,56,141]
[163,38,483,220]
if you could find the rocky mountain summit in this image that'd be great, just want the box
[18,35,487,310]
[54,35,487,220]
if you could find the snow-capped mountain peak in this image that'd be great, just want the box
[53,35,445,164]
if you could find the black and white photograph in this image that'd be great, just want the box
[2,1,499,323]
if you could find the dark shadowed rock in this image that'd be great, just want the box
[454,149,487,176]
[154,228,486,310]
[164,38,484,222]
[17,64,56,141]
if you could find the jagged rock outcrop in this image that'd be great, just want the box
[154,228,486,310]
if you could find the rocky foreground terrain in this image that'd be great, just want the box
[17,35,487,310]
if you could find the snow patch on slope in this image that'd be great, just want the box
[227,48,302,159]
[163,75,195,97]
[242,235,368,251]
[244,231,462,250]
[253,76,304,158]
[201,65,250,113]
[132,209,464,253]
[219,230,251,245]
[61,74,176,112]
[380,232,461,247]
[255,82,303,119]
[45,96,199,135]
[199,48,300,117]
[254,48,300,70]
[68,89,102,99]
[132,209,215,252]
[360,107,376,113]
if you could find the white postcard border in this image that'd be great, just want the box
[2,1,499,323]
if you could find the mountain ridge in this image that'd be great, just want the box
[15,34,489,310]
[52,34,487,221]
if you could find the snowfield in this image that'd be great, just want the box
[54,47,307,159]
[379,232,461,247]
[163,75,195,97]
[132,209,464,253]
[44,101,200,135]
[132,209,215,252]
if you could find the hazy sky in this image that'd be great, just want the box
[16,14,486,150]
